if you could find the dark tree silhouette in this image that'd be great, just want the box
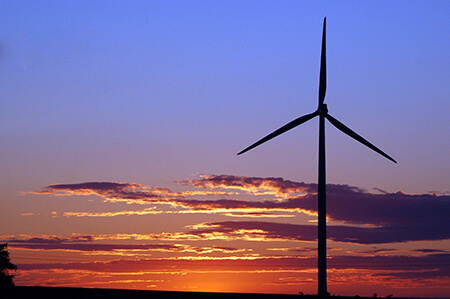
[0,243,17,288]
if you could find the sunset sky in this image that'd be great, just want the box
[1,1,449,297]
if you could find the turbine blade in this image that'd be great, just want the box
[318,17,327,106]
[325,114,397,163]
[238,111,319,155]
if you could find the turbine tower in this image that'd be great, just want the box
[237,18,396,296]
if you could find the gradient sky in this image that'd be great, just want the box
[1,1,449,297]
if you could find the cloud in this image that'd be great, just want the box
[267,247,318,253]
[179,174,315,199]
[5,234,95,244]
[11,243,245,255]
[186,175,449,227]
[223,212,295,218]
[32,182,179,205]
[4,235,247,254]
[17,254,449,280]
[63,208,164,217]
[183,220,450,244]
[414,249,448,254]
[6,231,448,290]
[7,218,434,245]
[33,180,311,216]
[31,175,450,244]
[32,181,234,206]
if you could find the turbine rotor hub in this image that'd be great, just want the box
[318,104,328,115]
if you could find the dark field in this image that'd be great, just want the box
[4,286,421,299]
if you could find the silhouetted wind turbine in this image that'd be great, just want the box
[237,17,396,296]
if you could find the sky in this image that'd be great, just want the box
[0,0,449,297]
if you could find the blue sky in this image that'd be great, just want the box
[1,1,448,195]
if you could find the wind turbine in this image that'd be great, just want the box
[237,17,396,296]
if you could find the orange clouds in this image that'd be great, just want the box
[9,174,449,296]
[32,175,450,244]
[180,174,314,199]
